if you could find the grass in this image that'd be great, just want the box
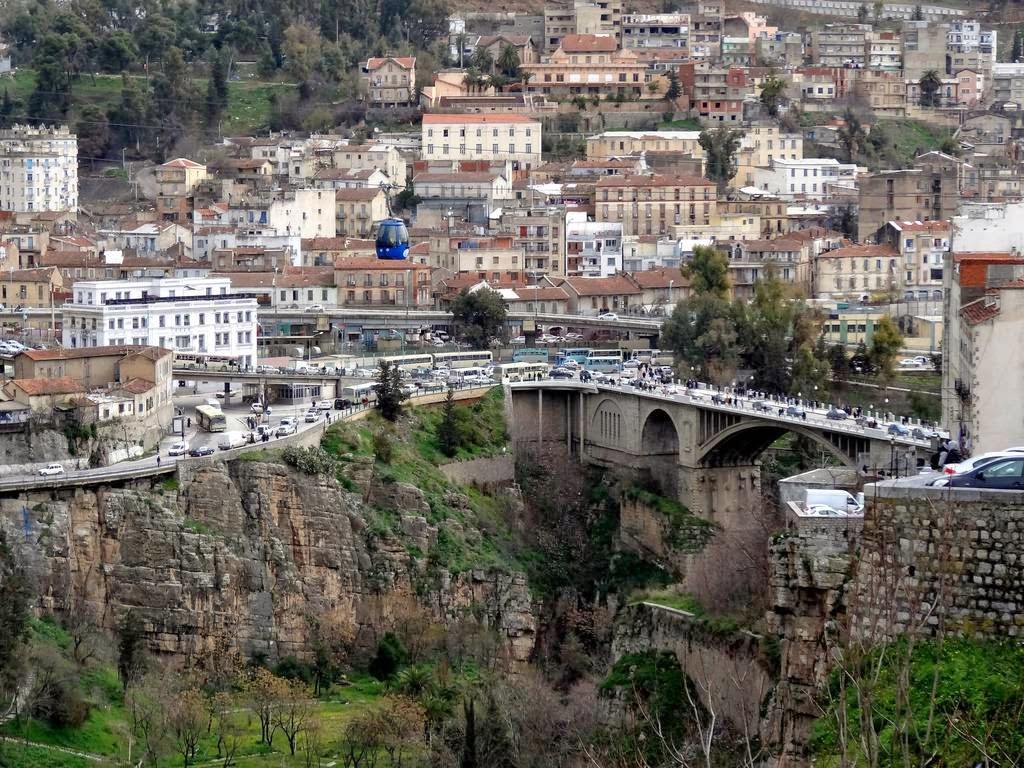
[658,117,703,130]
[629,588,703,613]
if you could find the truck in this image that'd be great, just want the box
[805,489,865,515]
[217,431,249,451]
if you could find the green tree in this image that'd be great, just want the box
[698,126,742,192]
[117,610,148,692]
[912,4,924,20]
[682,244,730,299]
[471,47,494,73]
[759,73,786,117]
[662,296,745,386]
[857,3,869,22]
[870,316,904,383]
[746,267,795,393]
[834,202,858,239]
[369,632,408,680]
[0,90,15,130]
[374,360,407,422]
[496,44,520,78]
[451,288,506,348]
[873,0,884,19]
[205,47,230,129]
[837,109,867,164]
[829,343,851,379]
[75,105,110,159]
[476,695,515,768]
[1014,29,1024,63]
[109,74,151,155]
[98,30,139,73]
[665,69,682,101]
[0,530,32,718]
[282,23,321,82]
[438,386,459,457]
[919,69,942,107]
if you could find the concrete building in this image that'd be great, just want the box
[556,273,641,314]
[731,236,810,297]
[497,206,566,275]
[62,277,259,367]
[621,13,690,50]
[421,114,542,170]
[98,221,191,257]
[543,0,622,52]
[212,188,336,240]
[865,30,902,70]
[753,158,854,199]
[565,213,623,277]
[334,257,432,308]
[857,163,959,243]
[814,244,901,300]
[755,31,803,67]
[413,171,514,227]
[0,266,63,307]
[879,219,950,300]
[474,35,537,65]
[586,130,704,159]
[0,124,78,213]
[335,187,389,238]
[594,174,718,236]
[154,158,208,223]
[901,20,949,81]
[992,62,1024,107]
[360,57,417,106]
[811,23,871,68]
[678,62,754,123]
[523,34,650,100]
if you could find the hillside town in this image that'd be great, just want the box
[2,0,1024,766]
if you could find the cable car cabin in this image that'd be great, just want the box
[375,219,410,260]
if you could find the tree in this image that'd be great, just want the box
[169,687,207,766]
[1014,29,1024,63]
[833,203,858,239]
[282,23,321,83]
[273,680,315,756]
[698,126,742,192]
[206,47,230,129]
[873,0,884,19]
[471,47,494,73]
[912,4,924,20]
[919,69,942,108]
[98,30,139,72]
[126,675,173,766]
[451,287,507,349]
[0,90,14,130]
[682,244,731,299]
[870,315,904,383]
[374,360,407,422]
[75,105,110,159]
[0,530,31,720]
[369,632,408,680]
[117,610,148,692]
[829,343,851,380]
[665,69,681,101]
[438,385,459,457]
[837,109,867,164]
[857,3,869,22]
[245,667,288,747]
[746,267,796,393]
[759,73,786,117]
[496,44,520,78]
[662,297,745,387]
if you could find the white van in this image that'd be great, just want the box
[805,489,865,515]
[217,431,248,451]
[205,398,222,410]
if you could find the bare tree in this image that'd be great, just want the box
[273,679,316,756]
[244,667,288,747]
[169,687,207,767]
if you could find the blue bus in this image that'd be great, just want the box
[513,348,550,363]
[583,354,624,373]
[555,347,591,367]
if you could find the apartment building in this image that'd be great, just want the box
[413,171,514,226]
[730,236,808,299]
[360,57,416,107]
[98,221,191,256]
[321,143,407,187]
[565,212,623,277]
[586,130,704,160]
[421,114,542,169]
[902,20,949,80]
[211,188,336,240]
[335,188,389,238]
[62,277,259,366]
[0,266,63,307]
[432,234,527,274]
[497,206,566,275]
[523,34,649,100]
[475,35,537,65]
[543,0,622,52]
[677,62,754,123]
[333,257,431,308]
[689,0,724,59]
[854,69,907,115]
[857,164,959,242]
[0,124,78,213]
[813,244,901,300]
[811,23,870,68]
[753,158,853,199]
[879,219,950,300]
[154,158,208,223]
[594,174,718,236]
[755,31,804,67]
[734,124,803,187]
[865,30,902,70]
[621,13,690,50]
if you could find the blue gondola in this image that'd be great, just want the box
[375,218,409,260]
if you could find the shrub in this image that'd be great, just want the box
[274,655,314,684]
[281,445,337,475]
[368,632,408,681]
[373,430,394,464]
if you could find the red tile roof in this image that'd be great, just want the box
[335,188,384,202]
[9,377,86,396]
[161,158,205,169]
[560,34,618,53]
[595,173,714,188]
[817,244,898,260]
[513,286,570,301]
[334,257,431,271]
[960,297,1000,326]
[18,345,170,362]
[561,275,641,296]
[118,377,155,395]
[421,114,538,125]
[631,268,688,289]
[365,56,416,70]
[889,220,951,232]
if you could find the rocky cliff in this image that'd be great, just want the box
[1,458,536,662]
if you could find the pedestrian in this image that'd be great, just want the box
[156,453,161,467]
[187,417,191,428]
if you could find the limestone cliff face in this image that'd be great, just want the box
[2,460,536,662]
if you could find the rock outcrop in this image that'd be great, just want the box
[1,459,536,662]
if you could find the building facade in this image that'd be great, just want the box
[0,124,78,213]
[421,114,542,169]
[361,57,417,106]
[595,174,718,236]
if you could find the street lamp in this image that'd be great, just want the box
[889,434,897,478]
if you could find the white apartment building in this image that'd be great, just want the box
[63,277,259,367]
[199,188,334,240]
[0,124,78,213]
[421,114,542,170]
[621,13,690,49]
[565,213,623,277]
[753,158,855,199]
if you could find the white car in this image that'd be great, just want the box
[250,402,265,414]
[598,312,619,321]
[930,451,1021,485]
[510,336,526,345]
[304,409,320,423]
[167,441,188,456]
[275,418,297,436]
[38,463,65,477]
[307,304,324,312]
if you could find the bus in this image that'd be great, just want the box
[498,362,549,382]
[196,404,228,432]
[513,348,550,364]
[432,350,494,369]
[381,353,435,370]
[340,382,378,405]
[174,352,241,372]
[587,348,623,363]
[583,353,623,373]
[555,348,591,366]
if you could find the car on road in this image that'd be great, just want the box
[276,418,297,437]
[250,402,265,414]
[932,451,1020,482]
[564,332,584,340]
[334,398,353,410]
[509,336,526,345]
[785,405,806,418]
[550,367,575,379]
[304,409,320,423]
[216,389,239,399]
[307,304,324,312]
[255,364,278,374]
[942,456,1024,490]
[38,463,65,476]
[751,401,772,413]
[710,393,726,405]
[911,426,938,440]
[188,445,215,457]
[855,415,880,428]
[887,423,910,437]
[826,408,848,420]
[598,312,619,321]
[167,441,188,456]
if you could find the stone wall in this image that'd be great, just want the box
[852,483,1024,642]
[439,455,515,492]
[612,602,776,742]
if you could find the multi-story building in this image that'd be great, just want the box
[199,188,336,240]
[901,20,948,81]
[811,23,871,68]
[63,277,258,366]
[755,31,804,67]
[421,114,542,169]
[98,221,192,256]
[413,170,514,227]
[565,212,622,277]
[857,163,959,243]
[865,30,902,70]
[360,57,417,106]
[621,13,689,50]
[474,35,538,65]
[334,257,432,308]
[0,266,63,307]
[878,219,950,300]
[543,0,622,52]
[335,188,389,238]
[733,123,803,187]
[753,158,855,199]
[523,34,649,100]
[430,233,526,275]
[813,244,901,300]
[677,62,754,123]
[594,174,718,236]
[0,124,78,213]
[854,69,907,115]
[586,130,703,160]
[689,0,724,59]
[154,158,208,223]
[992,62,1024,106]
[321,142,407,187]
[497,206,566,275]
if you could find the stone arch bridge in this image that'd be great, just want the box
[509,381,931,524]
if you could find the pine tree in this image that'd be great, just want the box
[117,610,148,691]
[438,386,459,457]
[374,360,408,422]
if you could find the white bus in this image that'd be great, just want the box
[584,354,624,373]
[196,404,228,432]
[432,350,494,369]
[174,352,241,372]
[340,382,378,404]
[587,349,623,363]
[498,362,549,382]
[381,353,435,370]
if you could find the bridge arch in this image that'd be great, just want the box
[590,397,627,448]
[697,418,863,468]
[638,408,681,495]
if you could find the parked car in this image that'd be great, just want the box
[215,389,239,399]
[550,367,575,379]
[188,445,215,457]
[276,418,297,437]
[933,451,1021,481]
[38,463,65,476]
[826,408,848,420]
[945,457,1024,489]
[334,398,353,410]
[598,312,619,321]
[304,409,320,423]
[255,364,278,374]
[710,393,726,405]
[887,423,910,437]
[167,441,188,456]
[307,304,324,313]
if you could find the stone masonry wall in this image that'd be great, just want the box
[852,484,1024,642]
[439,455,515,492]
